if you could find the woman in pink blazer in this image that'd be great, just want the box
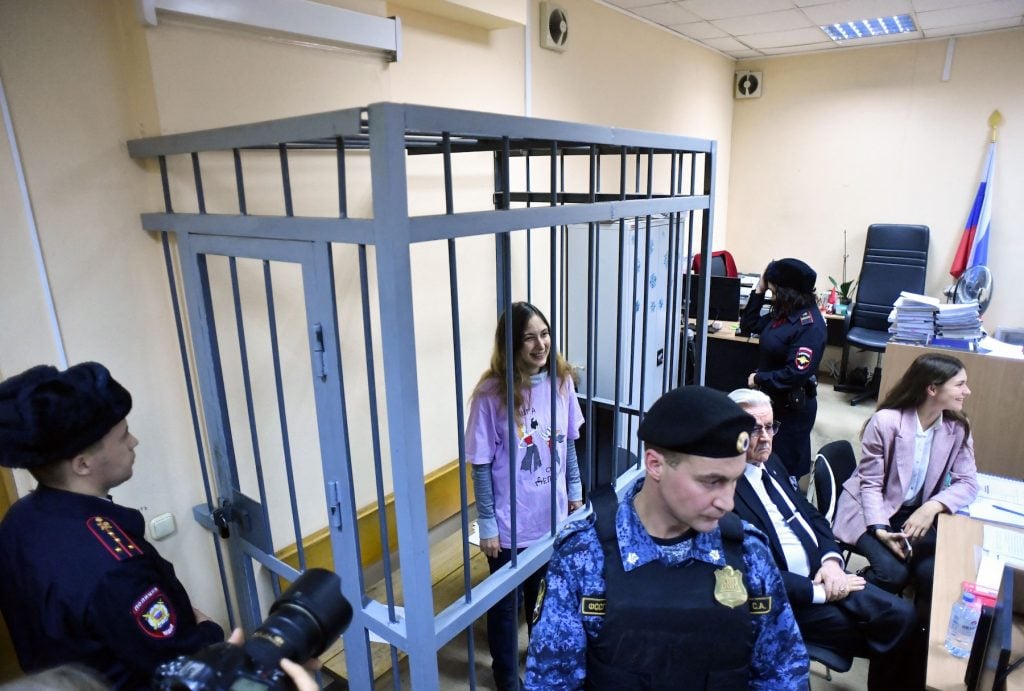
[833,353,978,607]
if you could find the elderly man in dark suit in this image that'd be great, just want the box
[728,388,917,688]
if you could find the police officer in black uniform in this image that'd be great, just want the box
[0,363,224,689]
[739,258,826,483]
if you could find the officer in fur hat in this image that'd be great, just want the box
[0,363,224,690]
[739,258,827,484]
[525,386,808,689]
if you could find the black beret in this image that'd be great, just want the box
[0,362,132,469]
[765,258,817,293]
[638,386,753,458]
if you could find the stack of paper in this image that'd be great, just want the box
[935,302,984,342]
[964,472,1024,528]
[888,292,938,344]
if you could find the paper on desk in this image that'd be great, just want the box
[977,552,1007,592]
[982,524,1024,569]
[968,500,1024,528]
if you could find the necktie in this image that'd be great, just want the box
[760,467,819,567]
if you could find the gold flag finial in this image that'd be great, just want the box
[988,110,1003,143]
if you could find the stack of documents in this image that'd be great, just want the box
[964,472,1024,528]
[888,292,938,344]
[935,302,984,342]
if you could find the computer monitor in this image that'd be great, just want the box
[685,274,741,322]
[966,564,1016,691]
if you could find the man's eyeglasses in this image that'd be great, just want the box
[751,421,782,437]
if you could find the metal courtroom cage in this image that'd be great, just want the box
[127,103,718,690]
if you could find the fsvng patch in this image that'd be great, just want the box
[749,596,772,614]
[794,347,813,371]
[132,586,177,638]
[580,597,606,616]
[87,516,143,561]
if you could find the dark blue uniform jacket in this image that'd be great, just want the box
[0,485,223,689]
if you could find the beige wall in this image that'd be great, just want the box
[0,0,734,624]
[729,30,1023,331]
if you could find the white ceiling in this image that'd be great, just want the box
[598,0,1024,59]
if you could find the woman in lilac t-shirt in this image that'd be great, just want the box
[466,302,583,691]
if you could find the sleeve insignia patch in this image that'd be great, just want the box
[800,311,814,325]
[532,578,547,624]
[580,596,606,616]
[87,516,143,561]
[749,596,772,614]
[794,347,813,371]
[132,586,178,638]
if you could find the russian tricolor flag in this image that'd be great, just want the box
[950,143,995,279]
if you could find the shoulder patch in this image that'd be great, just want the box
[800,310,814,325]
[580,596,606,616]
[86,516,144,561]
[794,346,813,371]
[749,596,772,614]
[132,586,178,638]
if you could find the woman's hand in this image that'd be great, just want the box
[568,500,583,513]
[874,528,911,560]
[480,536,501,559]
[903,500,944,541]
[756,264,771,293]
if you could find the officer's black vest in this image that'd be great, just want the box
[585,486,755,690]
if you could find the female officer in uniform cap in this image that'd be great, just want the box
[740,258,826,483]
[525,385,808,690]
[0,362,225,689]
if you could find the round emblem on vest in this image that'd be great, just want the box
[736,430,750,453]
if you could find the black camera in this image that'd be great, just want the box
[153,568,353,691]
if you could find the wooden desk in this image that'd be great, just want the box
[927,514,1024,691]
[879,344,1024,478]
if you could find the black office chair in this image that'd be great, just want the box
[806,643,853,682]
[836,224,929,405]
[810,440,858,524]
[806,440,860,681]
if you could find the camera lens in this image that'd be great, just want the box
[244,568,352,670]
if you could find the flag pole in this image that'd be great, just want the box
[989,109,1002,143]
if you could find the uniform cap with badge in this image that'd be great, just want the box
[764,257,817,294]
[637,385,754,458]
[0,362,132,468]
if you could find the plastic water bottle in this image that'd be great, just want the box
[945,591,982,657]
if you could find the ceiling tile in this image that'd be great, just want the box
[801,0,915,25]
[669,20,730,39]
[731,49,767,58]
[917,0,1024,28]
[701,35,754,51]
[678,0,793,21]
[923,16,1023,32]
[631,2,701,24]
[741,26,834,47]
[911,0,996,10]
[604,0,666,10]
[712,9,816,34]
[760,42,837,53]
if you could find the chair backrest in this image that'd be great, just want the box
[814,440,857,523]
[851,224,929,333]
[691,250,738,278]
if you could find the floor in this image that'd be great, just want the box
[362,375,882,690]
